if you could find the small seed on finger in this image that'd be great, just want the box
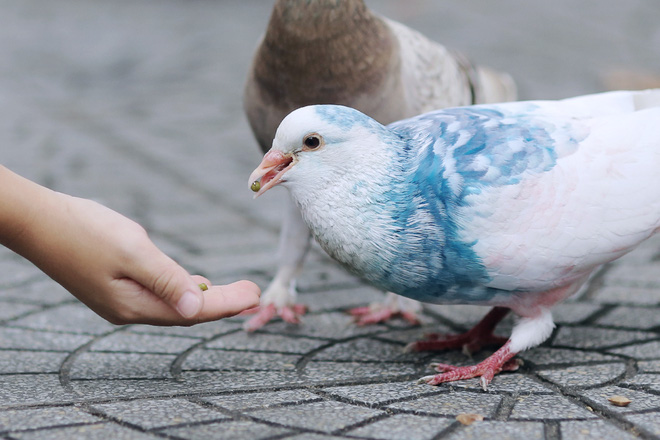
[198,283,208,291]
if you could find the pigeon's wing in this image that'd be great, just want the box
[382,17,516,112]
[391,90,660,292]
[382,17,473,113]
[459,91,660,291]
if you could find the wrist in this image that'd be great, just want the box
[0,166,59,254]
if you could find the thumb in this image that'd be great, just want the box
[152,264,204,318]
[131,247,204,319]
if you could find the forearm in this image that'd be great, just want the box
[0,165,53,255]
[0,165,260,325]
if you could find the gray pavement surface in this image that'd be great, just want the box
[1,0,660,439]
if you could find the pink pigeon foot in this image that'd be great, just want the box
[242,303,308,332]
[349,305,421,326]
[418,341,520,390]
[405,306,510,354]
[349,293,422,326]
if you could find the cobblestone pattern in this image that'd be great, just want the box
[1,0,660,439]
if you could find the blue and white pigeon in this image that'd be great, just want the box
[249,89,660,388]
[243,0,517,330]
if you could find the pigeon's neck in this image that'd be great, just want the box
[253,0,396,104]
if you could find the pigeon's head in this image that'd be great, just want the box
[249,105,395,198]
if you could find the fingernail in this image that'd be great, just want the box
[176,290,202,318]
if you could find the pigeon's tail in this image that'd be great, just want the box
[632,88,660,111]
[473,67,518,104]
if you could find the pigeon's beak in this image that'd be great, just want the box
[248,150,296,198]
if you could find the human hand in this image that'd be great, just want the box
[1,169,260,325]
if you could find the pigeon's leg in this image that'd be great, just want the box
[405,306,510,354]
[244,197,311,332]
[418,309,555,390]
[349,293,423,326]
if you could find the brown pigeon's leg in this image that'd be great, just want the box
[405,306,510,354]
[349,293,422,326]
[242,197,311,332]
[242,303,308,332]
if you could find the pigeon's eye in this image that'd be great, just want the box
[303,133,323,151]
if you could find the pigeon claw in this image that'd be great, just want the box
[242,303,308,332]
[420,342,519,390]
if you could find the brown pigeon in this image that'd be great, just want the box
[243,0,517,331]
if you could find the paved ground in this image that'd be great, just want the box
[1,0,660,439]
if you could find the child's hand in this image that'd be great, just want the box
[1,167,260,325]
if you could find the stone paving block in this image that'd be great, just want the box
[201,389,321,411]
[90,398,227,429]
[591,285,660,305]
[296,265,365,295]
[259,312,389,340]
[560,420,638,440]
[552,326,656,349]
[8,422,163,440]
[607,340,660,360]
[172,227,277,254]
[129,320,243,339]
[321,381,442,406]
[445,420,545,440]
[0,301,41,321]
[519,347,620,366]
[603,264,660,288]
[373,325,457,345]
[248,400,384,433]
[347,414,454,440]
[612,236,660,264]
[181,349,300,372]
[70,371,306,399]
[89,331,202,354]
[386,392,503,417]
[183,250,283,279]
[622,412,660,437]
[7,303,116,335]
[510,394,598,420]
[283,434,350,440]
[620,374,660,391]
[578,385,660,414]
[551,303,603,325]
[162,420,293,440]
[298,285,386,312]
[638,360,660,373]
[205,331,328,354]
[310,338,422,363]
[0,327,92,351]
[0,374,76,408]
[0,258,43,288]
[0,350,68,374]
[536,363,627,388]
[303,361,418,384]
[0,406,100,433]
[0,279,73,306]
[596,306,660,329]
[69,352,176,380]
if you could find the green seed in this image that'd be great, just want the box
[251,180,261,192]
[198,283,208,291]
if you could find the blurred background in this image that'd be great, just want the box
[1,0,659,246]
